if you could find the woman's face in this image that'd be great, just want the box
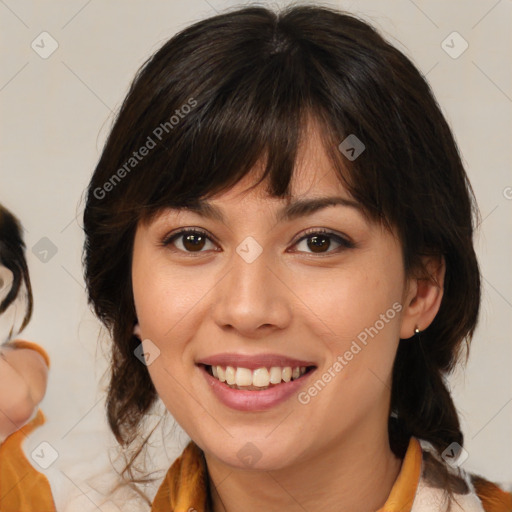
[132,127,419,471]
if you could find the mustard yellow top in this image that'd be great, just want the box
[149,437,423,512]
[0,340,56,512]
[151,436,512,512]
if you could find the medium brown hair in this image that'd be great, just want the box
[83,3,481,504]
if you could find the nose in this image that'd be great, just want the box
[211,246,292,338]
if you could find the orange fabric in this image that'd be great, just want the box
[0,408,56,511]
[471,476,512,512]
[0,341,55,511]
[151,441,208,512]
[376,437,423,512]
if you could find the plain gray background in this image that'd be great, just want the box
[1,0,511,509]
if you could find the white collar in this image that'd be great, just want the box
[411,440,485,512]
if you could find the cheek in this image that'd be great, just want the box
[306,249,404,400]
[305,256,404,349]
[131,251,217,416]
[132,266,202,422]
[132,251,209,341]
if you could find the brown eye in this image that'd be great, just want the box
[163,229,216,253]
[293,229,354,255]
[182,232,207,251]
[306,234,331,253]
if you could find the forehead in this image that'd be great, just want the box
[208,120,350,206]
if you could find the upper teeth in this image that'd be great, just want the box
[211,365,307,388]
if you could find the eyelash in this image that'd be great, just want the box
[161,227,355,256]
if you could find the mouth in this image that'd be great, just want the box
[197,355,318,411]
[200,364,316,391]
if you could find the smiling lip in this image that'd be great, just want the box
[197,353,316,370]
[196,353,317,412]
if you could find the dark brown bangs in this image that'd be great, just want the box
[95,7,379,230]
[128,37,323,223]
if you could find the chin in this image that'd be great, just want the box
[201,435,303,472]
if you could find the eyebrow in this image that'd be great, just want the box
[176,196,362,223]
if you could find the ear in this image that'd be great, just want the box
[0,265,14,305]
[400,255,445,339]
[133,321,142,340]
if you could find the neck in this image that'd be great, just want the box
[205,424,403,512]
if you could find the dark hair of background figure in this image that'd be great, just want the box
[0,204,33,336]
